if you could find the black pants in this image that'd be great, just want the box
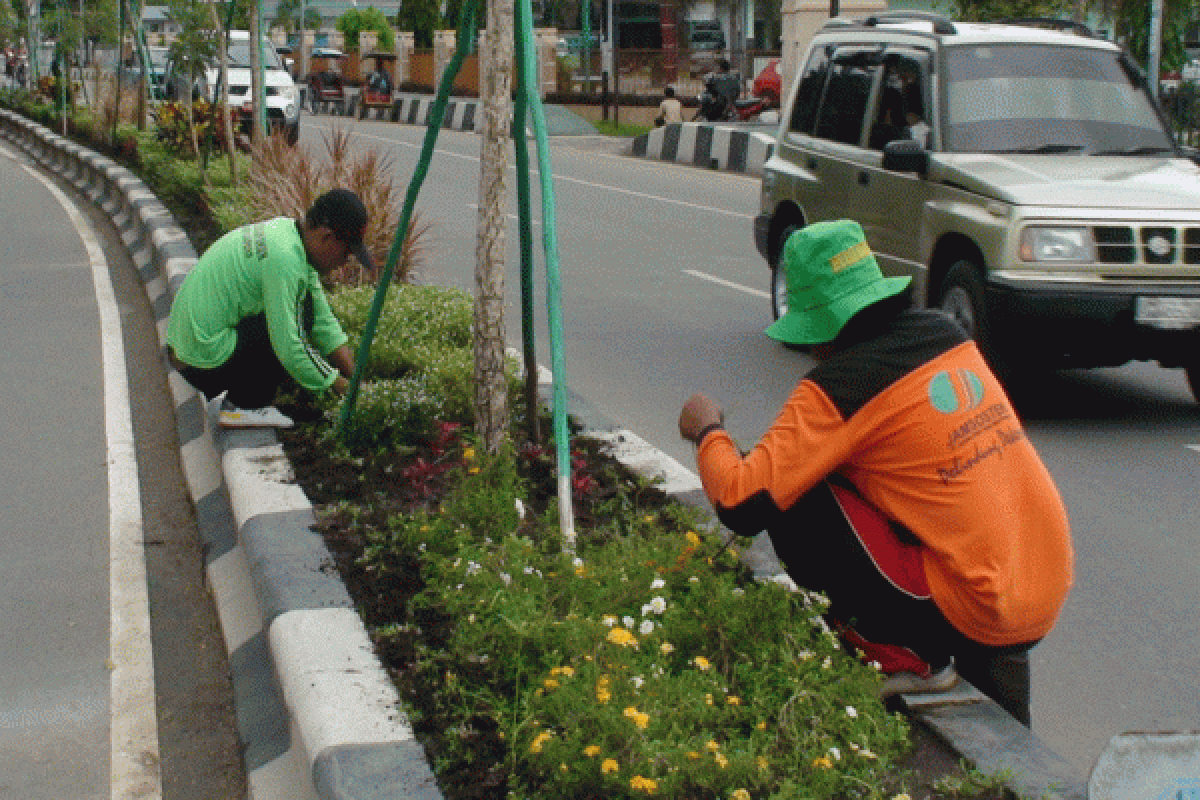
[770,480,1036,727]
[175,313,288,410]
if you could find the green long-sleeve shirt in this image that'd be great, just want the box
[167,218,348,392]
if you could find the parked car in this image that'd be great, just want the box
[755,11,1200,399]
[166,31,300,145]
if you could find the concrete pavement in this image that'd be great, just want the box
[0,105,1092,799]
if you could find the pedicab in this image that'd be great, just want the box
[357,52,396,119]
[306,47,345,113]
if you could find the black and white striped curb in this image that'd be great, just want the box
[631,121,775,176]
[0,109,439,800]
[337,90,480,131]
[0,106,1087,800]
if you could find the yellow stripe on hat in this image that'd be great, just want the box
[829,240,871,273]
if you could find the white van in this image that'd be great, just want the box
[167,30,300,144]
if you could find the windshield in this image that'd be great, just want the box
[942,44,1174,155]
[227,41,285,70]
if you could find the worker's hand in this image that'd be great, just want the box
[679,393,724,444]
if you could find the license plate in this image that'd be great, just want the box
[1135,296,1200,329]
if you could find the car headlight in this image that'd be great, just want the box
[1019,226,1094,263]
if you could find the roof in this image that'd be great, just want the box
[821,15,1117,52]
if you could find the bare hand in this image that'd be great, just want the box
[679,393,724,444]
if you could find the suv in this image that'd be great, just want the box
[755,12,1200,399]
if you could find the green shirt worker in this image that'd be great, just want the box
[166,189,370,428]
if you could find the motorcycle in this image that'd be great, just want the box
[693,71,774,123]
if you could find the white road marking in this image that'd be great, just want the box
[683,268,770,299]
[1187,445,1200,453]
[330,124,756,219]
[20,163,163,799]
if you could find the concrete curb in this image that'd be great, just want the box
[631,121,775,176]
[0,107,1088,800]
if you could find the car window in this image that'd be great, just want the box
[228,41,285,70]
[869,49,932,151]
[813,50,881,146]
[942,44,1173,154]
[788,44,833,135]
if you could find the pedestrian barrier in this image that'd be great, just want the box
[0,107,1089,800]
[631,121,775,176]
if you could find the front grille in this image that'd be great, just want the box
[1092,224,1200,265]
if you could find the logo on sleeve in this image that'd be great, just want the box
[928,369,985,413]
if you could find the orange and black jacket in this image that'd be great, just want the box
[696,310,1074,647]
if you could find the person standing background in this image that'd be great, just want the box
[655,86,683,126]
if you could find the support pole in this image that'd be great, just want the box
[1148,0,1164,98]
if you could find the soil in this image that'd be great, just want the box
[276,401,1010,800]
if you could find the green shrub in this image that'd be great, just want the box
[331,374,448,451]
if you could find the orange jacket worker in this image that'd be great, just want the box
[678,219,1073,726]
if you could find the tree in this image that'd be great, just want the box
[474,0,512,453]
[336,6,392,51]
[1108,0,1197,72]
[938,0,1073,21]
[395,0,440,48]
[273,0,297,33]
[166,0,217,156]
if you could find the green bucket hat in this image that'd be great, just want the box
[765,220,912,346]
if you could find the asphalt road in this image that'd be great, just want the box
[301,112,1200,776]
[0,134,243,798]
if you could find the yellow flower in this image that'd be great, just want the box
[756,756,768,770]
[530,731,552,753]
[560,763,569,773]
[601,758,619,774]
[622,706,650,728]
[468,466,481,475]
[812,756,833,769]
[643,515,654,524]
[686,751,701,760]
[549,665,575,678]
[755,720,767,730]
[543,678,559,690]
[705,693,714,706]
[727,695,741,705]
[607,628,639,648]
[715,753,729,769]
[463,447,475,460]
[685,531,701,547]
[731,790,751,800]
[630,775,658,793]
[583,745,601,757]
[693,656,712,671]
[892,795,912,800]
[705,740,720,752]
[659,642,675,655]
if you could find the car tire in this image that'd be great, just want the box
[938,259,1011,371]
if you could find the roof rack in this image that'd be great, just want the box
[861,11,957,35]
[999,17,1098,38]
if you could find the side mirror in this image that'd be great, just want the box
[883,138,930,175]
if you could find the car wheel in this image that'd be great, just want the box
[771,224,799,321]
[938,259,1008,369]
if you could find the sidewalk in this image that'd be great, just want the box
[0,107,1090,800]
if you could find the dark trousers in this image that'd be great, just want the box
[769,480,1035,726]
[174,314,288,410]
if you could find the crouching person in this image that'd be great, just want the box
[167,189,369,428]
[677,220,1073,726]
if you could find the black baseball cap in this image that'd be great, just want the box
[308,189,375,272]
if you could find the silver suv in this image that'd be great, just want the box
[754,12,1200,399]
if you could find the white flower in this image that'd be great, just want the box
[649,596,667,614]
[829,746,841,761]
[822,656,832,670]
[573,557,584,568]
[500,572,512,586]
[650,578,665,590]
[639,619,655,635]
[418,543,426,552]
[601,615,617,627]
[631,675,645,689]
[732,588,745,597]
[524,565,535,575]
[514,498,526,519]
[845,706,858,718]
[466,561,482,576]
[689,576,700,583]
[623,616,636,629]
